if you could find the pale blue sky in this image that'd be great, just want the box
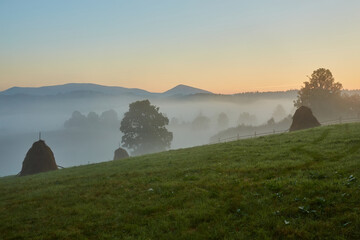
[1,0,360,93]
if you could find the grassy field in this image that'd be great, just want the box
[1,123,360,240]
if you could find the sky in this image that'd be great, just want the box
[1,0,360,94]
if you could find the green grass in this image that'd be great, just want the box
[1,123,360,240]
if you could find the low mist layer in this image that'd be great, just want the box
[0,92,296,176]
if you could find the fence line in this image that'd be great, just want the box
[212,116,360,144]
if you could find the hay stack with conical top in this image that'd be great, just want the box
[113,147,129,160]
[290,106,321,132]
[19,140,58,176]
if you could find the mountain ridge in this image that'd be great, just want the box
[0,83,212,97]
[162,84,213,96]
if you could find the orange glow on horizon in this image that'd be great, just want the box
[1,1,360,94]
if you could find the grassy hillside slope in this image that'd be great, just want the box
[1,123,360,240]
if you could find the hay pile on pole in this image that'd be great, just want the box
[113,147,129,160]
[19,140,58,176]
[290,106,321,132]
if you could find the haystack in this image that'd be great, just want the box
[113,147,129,160]
[290,106,320,132]
[19,140,58,176]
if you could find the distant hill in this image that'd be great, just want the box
[0,83,213,97]
[343,89,360,95]
[162,84,213,96]
[1,83,359,98]
[0,83,153,97]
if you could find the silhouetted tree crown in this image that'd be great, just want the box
[238,112,257,126]
[64,110,119,129]
[64,111,87,128]
[217,112,229,129]
[191,114,211,131]
[294,68,343,119]
[272,104,287,121]
[120,100,173,155]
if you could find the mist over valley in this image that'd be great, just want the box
[0,83,297,176]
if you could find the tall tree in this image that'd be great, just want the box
[191,113,211,131]
[217,112,229,129]
[238,112,257,126]
[120,100,173,155]
[294,68,343,119]
[272,104,287,121]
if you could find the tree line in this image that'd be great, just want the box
[295,68,360,120]
[65,68,360,157]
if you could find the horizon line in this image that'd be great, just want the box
[1,82,359,95]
